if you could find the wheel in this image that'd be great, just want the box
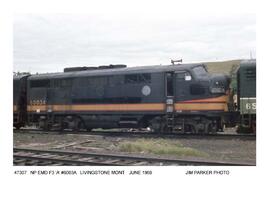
[149,117,162,133]
[207,123,217,134]
[184,124,196,134]
[251,122,256,134]
[73,117,86,131]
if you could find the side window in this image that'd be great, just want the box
[53,79,72,88]
[125,74,138,84]
[88,76,107,88]
[138,73,151,83]
[109,75,124,87]
[190,84,205,95]
[75,77,88,87]
[61,79,72,87]
[53,79,61,88]
[125,73,151,84]
[30,79,50,88]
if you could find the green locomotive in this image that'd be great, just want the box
[237,59,256,133]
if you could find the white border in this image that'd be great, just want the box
[1,1,269,209]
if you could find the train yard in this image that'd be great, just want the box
[13,60,256,166]
[14,129,256,166]
[14,128,256,141]
[13,147,253,166]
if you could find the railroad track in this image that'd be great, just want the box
[14,128,256,141]
[13,148,254,166]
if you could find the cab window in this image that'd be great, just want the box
[176,72,192,81]
[193,66,208,78]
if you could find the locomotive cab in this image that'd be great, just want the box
[171,64,230,133]
[174,65,230,105]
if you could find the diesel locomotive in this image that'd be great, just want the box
[13,74,29,129]
[14,62,233,133]
[236,59,256,133]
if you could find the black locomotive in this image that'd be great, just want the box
[13,74,29,129]
[14,62,238,134]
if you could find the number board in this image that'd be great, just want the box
[240,97,256,114]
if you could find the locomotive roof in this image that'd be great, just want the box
[28,63,204,80]
[13,74,30,80]
[239,59,256,68]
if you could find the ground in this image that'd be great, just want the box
[13,131,256,165]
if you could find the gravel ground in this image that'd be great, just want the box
[13,131,256,164]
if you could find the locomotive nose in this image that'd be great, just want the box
[210,74,230,94]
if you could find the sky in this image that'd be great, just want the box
[13,13,256,73]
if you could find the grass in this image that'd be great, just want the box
[118,139,208,157]
[203,59,242,75]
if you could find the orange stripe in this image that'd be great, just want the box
[27,105,47,111]
[179,95,228,103]
[27,96,228,112]
[174,103,228,111]
[27,103,165,112]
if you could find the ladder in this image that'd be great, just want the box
[165,96,174,132]
[166,113,175,130]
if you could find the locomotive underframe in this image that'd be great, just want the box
[27,110,225,134]
[237,114,256,133]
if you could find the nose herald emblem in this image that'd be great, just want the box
[142,85,151,96]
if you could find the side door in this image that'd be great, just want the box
[165,72,175,113]
[174,71,193,101]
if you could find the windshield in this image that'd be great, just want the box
[192,66,208,78]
